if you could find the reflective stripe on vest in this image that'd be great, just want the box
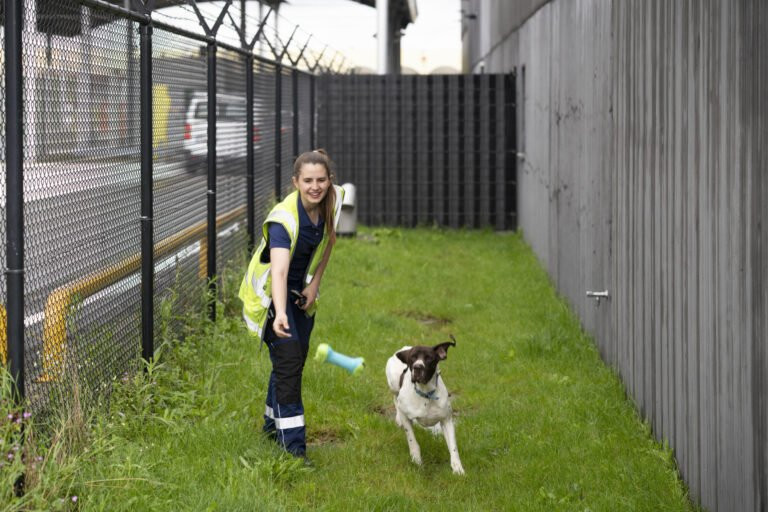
[265,209,298,243]
[252,267,272,308]
[332,187,343,230]
[243,308,263,336]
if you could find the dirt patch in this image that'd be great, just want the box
[355,232,379,244]
[307,427,343,446]
[370,403,396,420]
[397,310,452,328]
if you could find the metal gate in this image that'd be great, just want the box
[317,73,516,230]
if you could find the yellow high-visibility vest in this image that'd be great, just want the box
[239,185,344,340]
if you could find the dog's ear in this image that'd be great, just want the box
[396,348,412,365]
[433,337,456,361]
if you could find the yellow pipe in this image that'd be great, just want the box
[38,206,246,382]
[0,305,6,366]
[199,237,208,280]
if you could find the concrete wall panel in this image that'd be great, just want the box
[465,0,768,509]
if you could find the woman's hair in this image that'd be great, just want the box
[293,149,337,244]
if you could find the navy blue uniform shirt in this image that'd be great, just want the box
[267,195,325,291]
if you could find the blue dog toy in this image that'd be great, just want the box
[315,343,365,375]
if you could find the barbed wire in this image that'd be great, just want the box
[150,1,352,72]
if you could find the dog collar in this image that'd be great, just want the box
[414,387,438,400]
[413,372,441,401]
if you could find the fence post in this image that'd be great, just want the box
[140,21,154,361]
[292,68,299,160]
[4,0,24,401]
[504,71,517,230]
[207,41,217,321]
[309,74,315,150]
[246,56,255,252]
[274,65,282,200]
[488,74,497,229]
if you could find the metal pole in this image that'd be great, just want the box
[292,68,299,160]
[240,0,246,41]
[246,56,255,252]
[505,72,517,230]
[207,42,217,321]
[376,0,389,74]
[309,74,315,150]
[5,0,24,401]
[274,66,282,200]
[140,22,154,362]
[125,0,136,148]
[258,2,263,56]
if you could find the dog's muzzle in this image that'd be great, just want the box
[411,361,427,384]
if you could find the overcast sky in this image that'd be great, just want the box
[273,0,462,73]
[154,0,462,73]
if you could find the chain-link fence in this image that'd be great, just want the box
[3,0,322,414]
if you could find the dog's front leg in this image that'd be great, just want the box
[396,410,422,466]
[441,416,464,475]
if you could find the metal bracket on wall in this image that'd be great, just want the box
[586,290,610,305]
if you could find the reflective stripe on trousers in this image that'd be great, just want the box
[263,360,307,455]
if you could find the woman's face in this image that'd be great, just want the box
[293,163,331,209]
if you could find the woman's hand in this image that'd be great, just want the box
[300,283,319,310]
[273,311,291,338]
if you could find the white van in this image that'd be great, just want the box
[182,92,251,173]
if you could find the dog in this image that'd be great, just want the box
[385,337,464,475]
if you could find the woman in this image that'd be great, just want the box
[239,149,343,462]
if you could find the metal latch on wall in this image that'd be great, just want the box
[586,290,609,305]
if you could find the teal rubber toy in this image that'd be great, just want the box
[315,343,365,375]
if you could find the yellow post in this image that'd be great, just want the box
[199,237,208,280]
[0,305,6,366]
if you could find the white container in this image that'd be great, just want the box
[337,182,357,236]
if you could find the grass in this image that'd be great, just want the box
[0,227,699,511]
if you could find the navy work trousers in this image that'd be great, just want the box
[262,292,314,456]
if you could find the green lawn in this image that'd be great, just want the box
[2,227,698,511]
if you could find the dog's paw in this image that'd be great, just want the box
[451,464,465,475]
[410,454,423,466]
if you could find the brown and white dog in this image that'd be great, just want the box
[385,338,464,475]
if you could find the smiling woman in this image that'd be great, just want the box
[238,148,344,464]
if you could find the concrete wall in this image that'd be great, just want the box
[461,0,549,73]
[463,1,768,510]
